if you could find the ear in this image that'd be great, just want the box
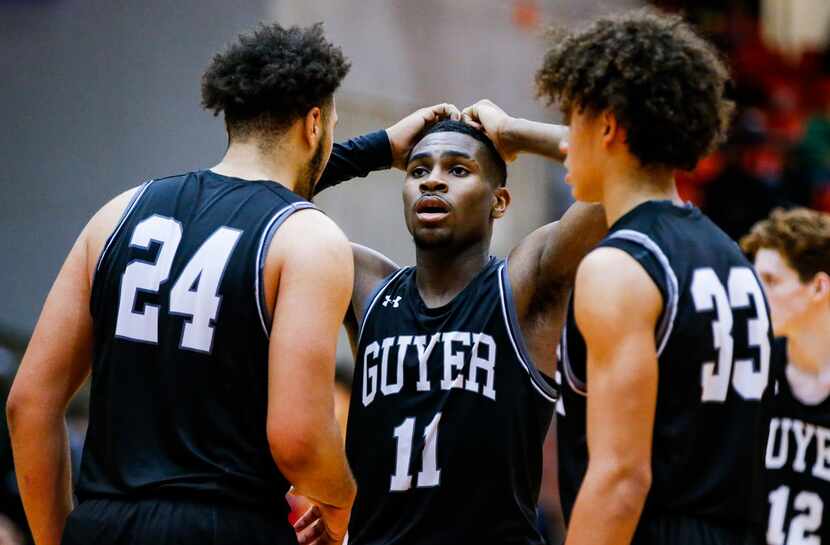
[811,271,830,304]
[491,187,511,219]
[303,107,323,148]
[601,110,621,149]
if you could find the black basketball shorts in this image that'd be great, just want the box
[632,514,764,545]
[61,497,297,545]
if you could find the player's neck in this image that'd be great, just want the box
[211,139,303,194]
[414,242,490,308]
[786,311,830,375]
[601,168,680,226]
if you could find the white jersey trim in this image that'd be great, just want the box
[607,229,679,356]
[356,267,408,346]
[560,320,587,397]
[560,229,679,398]
[497,262,559,403]
[95,180,154,273]
[255,202,318,338]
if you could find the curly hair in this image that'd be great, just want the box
[536,10,734,171]
[740,208,830,282]
[201,22,350,136]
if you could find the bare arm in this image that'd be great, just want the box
[264,211,356,543]
[6,189,136,545]
[343,243,399,355]
[462,99,569,162]
[463,99,607,375]
[565,248,660,545]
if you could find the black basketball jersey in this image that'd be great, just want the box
[82,170,315,514]
[346,257,558,545]
[558,200,773,537]
[765,339,830,545]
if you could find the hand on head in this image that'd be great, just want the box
[461,99,519,162]
[386,103,462,170]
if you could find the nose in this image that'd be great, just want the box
[419,173,448,194]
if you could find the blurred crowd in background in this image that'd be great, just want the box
[1,1,828,544]
[663,0,830,240]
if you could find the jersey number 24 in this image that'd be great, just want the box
[114,215,242,354]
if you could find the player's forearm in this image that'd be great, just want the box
[565,462,650,545]
[7,404,73,545]
[314,130,393,195]
[270,420,356,509]
[501,117,568,162]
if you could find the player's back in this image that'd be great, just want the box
[79,170,313,513]
[558,200,772,543]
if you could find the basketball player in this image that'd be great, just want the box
[741,208,830,545]
[7,23,356,545]
[515,10,770,545]
[293,107,606,543]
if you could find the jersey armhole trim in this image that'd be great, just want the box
[94,180,154,273]
[356,267,408,346]
[607,229,679,356]
[560,318,587,397]
[498,260,559,403]
[255,202,320,338]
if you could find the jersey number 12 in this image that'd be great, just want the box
[114,215,242,353]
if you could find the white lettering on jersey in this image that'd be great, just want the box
[767,417,830,483]
[440,331,470,391]
[363,341,380,406]
[361,331,497,407]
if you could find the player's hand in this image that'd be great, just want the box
[293,502,351,545]
[386,103,462,170]
[461,99,519,162]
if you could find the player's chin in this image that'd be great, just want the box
[412,228,453,249]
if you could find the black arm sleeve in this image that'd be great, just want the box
[314,130,393,195]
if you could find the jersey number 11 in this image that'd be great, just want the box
[390,413,442,491]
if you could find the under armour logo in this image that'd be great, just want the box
[383,295,402,308]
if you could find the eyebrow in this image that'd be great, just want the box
[408,150,475,164]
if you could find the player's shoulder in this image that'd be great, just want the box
[577,246,656,295]
[575,246,663,324]
[268,208,352,272]
[280,208,348,246]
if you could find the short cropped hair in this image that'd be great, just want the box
[413,120,507,187]
[741,208,830,282]
[201,22,350,137]
[536,10,734,171]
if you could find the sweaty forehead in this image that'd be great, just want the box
[409,132,487,164]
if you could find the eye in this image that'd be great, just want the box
[449,166,469,177]
[410,166,429,178]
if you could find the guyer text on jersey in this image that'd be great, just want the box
[361,331,497,407]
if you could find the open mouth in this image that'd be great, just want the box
[414,195,451,223]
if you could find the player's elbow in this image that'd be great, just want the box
[267,424,319,478]
[592,458,652,516]
[5,381,45,434]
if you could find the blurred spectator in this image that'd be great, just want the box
[656,0,830,239]
[797,80,830,210]
[701,110,787,240]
